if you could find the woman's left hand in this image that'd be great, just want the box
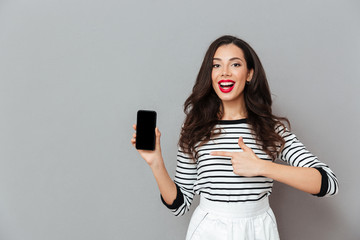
[210,137,266,177]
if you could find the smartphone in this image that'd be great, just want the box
[136,110,157,150]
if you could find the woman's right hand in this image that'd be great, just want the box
[131,124,164,168]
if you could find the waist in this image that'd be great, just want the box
[199,195,270,218]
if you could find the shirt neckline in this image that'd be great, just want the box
[217,118,247,124]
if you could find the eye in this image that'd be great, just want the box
[212,64,220,68]
[232,63,241,67]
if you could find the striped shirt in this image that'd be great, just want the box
[161,119,339,216]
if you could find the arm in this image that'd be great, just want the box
[131,125,197,216]
[210,134,338,196]
[131,125,177,205]
[260,161,321,194]
[151,159,178,205]
[277,127,339,196]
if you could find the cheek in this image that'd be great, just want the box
[211,70,216,81]
[238,70,249,79]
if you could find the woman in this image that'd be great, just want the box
[131,35,338,239]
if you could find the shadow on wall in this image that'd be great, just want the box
[270,182,353,240]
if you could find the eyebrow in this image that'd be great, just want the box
[213,57,244,62]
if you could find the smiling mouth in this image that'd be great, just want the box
[218,80,235,93]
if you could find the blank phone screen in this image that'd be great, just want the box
[136,110,157,150]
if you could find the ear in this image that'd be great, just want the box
[247,69,254,83]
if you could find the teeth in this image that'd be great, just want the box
[220,82,234,87]
[221,83,233,86]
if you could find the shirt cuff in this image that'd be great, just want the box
[313,167,329,197]
[160,183,184,209]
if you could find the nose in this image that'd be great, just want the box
[221,66,231,77]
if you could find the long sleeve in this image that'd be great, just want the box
[161,148,197,216]
[277,125,339,197]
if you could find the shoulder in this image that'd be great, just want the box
[274,122,291,136]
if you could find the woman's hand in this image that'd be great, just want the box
[210,137,266,177]
[131,124,164,169]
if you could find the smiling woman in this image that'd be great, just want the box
[179,36,288,162]
[131,35,339,240]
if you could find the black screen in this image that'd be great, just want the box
[136,110,157,150]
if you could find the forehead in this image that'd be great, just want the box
[213,44,245,60]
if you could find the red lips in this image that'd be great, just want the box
[218,80,235,93]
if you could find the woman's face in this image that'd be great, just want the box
[212,44,253,104]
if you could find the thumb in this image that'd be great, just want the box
[155,127,161,146]
[238,137,251,152]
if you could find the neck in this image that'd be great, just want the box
[220,98,247,120]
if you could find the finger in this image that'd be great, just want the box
[133,133,136,138]
[155,127,161,146]
[133,124,137,130]
[131,138,136,146]
[238,137,251,152]
[155,127,161,137]
[210,151,233,157]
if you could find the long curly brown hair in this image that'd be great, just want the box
[179,35,289,161]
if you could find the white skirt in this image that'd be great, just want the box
[186,196,280,240]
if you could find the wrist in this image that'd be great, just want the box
[150,157,165,172]
[258,160,274,177]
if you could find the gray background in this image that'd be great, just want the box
[0,0,359,239]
